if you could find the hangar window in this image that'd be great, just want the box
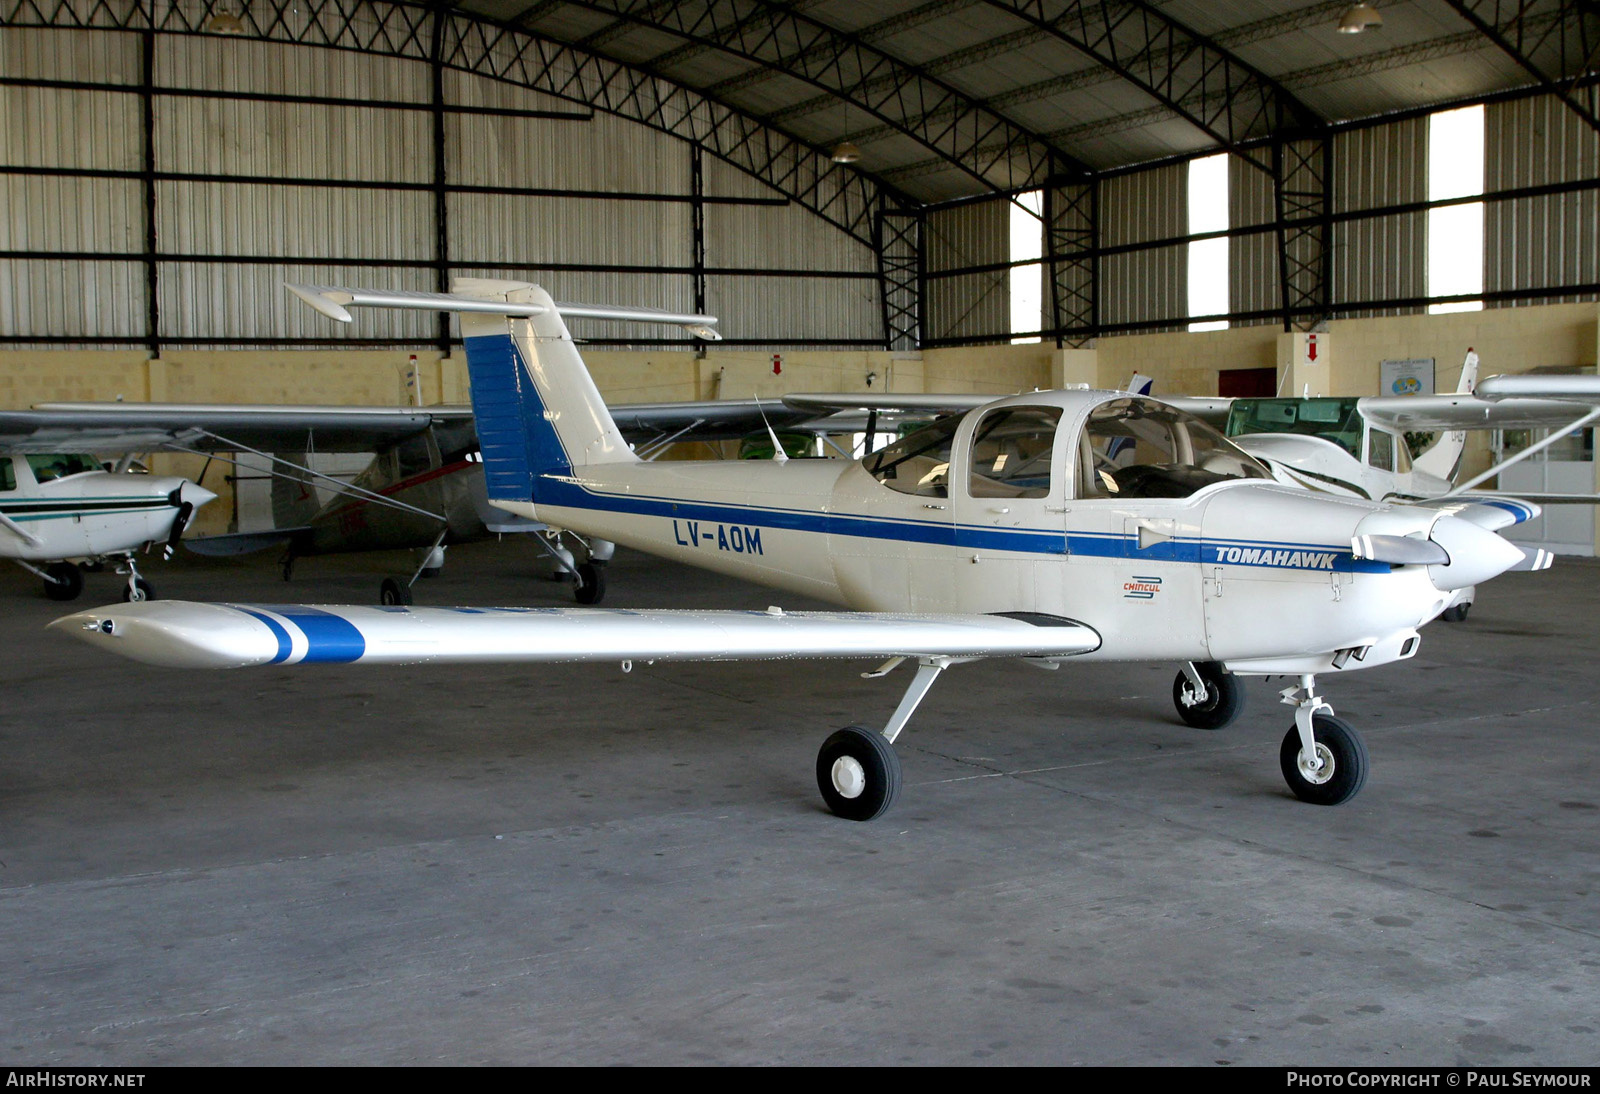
[1428,105,1484,314]
[1010,190,1044,344]
[966,407,1062,499]
[1078,398,1268,500]
[1188,153,1229,332]
[865,415,962,497]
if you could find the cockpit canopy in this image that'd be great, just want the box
[864,396,1269,501]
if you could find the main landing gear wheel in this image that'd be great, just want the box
[817,726,902,822]
[573,561,606,605]
[1173,662,1245,730]
[1280,714,1369,806]
[43,562,83,602]
[121,577,155,602]
[379,577,413,606]
[1440,602,1471,623]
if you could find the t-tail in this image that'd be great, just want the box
[285,280,719,515]
[1411,348,1479,482]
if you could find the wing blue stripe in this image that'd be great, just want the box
[249,605,367,664]
[233,607,293,665]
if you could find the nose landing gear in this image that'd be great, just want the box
[1279,677,1368,805]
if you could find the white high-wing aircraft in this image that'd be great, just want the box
[0,445,215,601]
[52,280,1553,821]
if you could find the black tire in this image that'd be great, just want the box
[43,562,83,602]
[574,561,606,605]
[1173,662,1245,730]
[121,577,155,602]
[379,577,412,606]
[1440,602,1470,623]
[816,726,902,821]
[1280,714,1369,806]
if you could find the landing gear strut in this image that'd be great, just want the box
[377,529,446,606]
[815,656,949,821]
[1173,661,1245,730]
[1278,676,1368,805]
[41,561,83,602]
[116,555,155,602]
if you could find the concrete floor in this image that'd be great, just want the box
[1,540,1597,1065]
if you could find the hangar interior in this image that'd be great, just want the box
[3,0,1600,1067]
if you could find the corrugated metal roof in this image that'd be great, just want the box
[450,0,1599,203]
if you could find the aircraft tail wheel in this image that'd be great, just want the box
[816,725,902,821]
[574,561,606,605]
[1173,662,1245,730]
[42,562,83,602]
[379,577,413,606]
[121,577,155,602]
[1280,714,1368,806]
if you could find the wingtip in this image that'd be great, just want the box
[285,283,354,323]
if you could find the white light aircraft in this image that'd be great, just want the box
[52,281,1558,820]
[0,444,215,601]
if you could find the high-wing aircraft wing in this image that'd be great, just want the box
[11,400,819,454]
[1356,390,1600,433]
[1,403,456,454]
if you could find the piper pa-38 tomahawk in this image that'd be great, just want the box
[0,435,216,601]
[53,280,1554,821]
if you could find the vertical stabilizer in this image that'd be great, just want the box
[451,279,637,504]
[1412,349,1479,481]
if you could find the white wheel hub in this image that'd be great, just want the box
[831,756,867,799]
[1297,742,1335,785]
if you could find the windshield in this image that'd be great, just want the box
[1080,398,1269,499]
[1225,397,1364,458]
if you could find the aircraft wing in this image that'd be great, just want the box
[783,393,994,415]
[3,399,836,454]
[2,403,463,454]
[50,601,1102,671]
[1360,375,1600,434]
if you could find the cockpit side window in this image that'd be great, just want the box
[1367,428,1394,472]
[26,453,99,483]
[863,415,962,497]
[1077,398,1269,500]
[0,458,15,491]
[965,407,1062,499]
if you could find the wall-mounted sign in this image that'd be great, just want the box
[1381,357,1435,397]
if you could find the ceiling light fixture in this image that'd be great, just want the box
[205,9,247,35]
[830,140,862,164]
[1338,2,1383,34]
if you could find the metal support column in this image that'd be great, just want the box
[874,203,920,350]
[1274,136,1332,332]
[140,29,160,356]
[430,6,451,353]
[1045,176,1098,347]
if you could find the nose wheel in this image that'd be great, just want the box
[1279,678,1368,805]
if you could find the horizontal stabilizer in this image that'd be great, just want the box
[50,602,1101,671]
[286,283,721,339]
[182,530,304,557]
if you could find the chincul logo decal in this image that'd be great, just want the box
[1124,575,1162,599]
